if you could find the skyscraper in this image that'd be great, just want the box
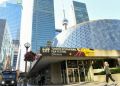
[0,0,22,7]
[0,2,22,43]
[31,0,55,53]
[70,1,89,26]
[0,19,13,75]
[0,0,22,70]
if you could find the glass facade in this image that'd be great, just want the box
[0,20,12,74]
[7,0,22,4]
[0,2,22,42]
[0,0,22,70]
[0,0,22,7]
[73,1,89,24]
[17,49,21,68]
[10,48,14,70]
[31,0,55,53]
[52,19,120,50]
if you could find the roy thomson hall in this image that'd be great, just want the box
[28,19,120,85]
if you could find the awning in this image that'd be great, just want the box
[27,55,118,76]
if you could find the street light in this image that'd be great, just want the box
[24,42,30,86]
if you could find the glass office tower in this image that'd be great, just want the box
[0,2,22,42]
[31,0,55,53]
[7,0,22,4]
[0,0,22,70]
[0,19,13,75]
[0,0,22,7]
[70,1,89,26]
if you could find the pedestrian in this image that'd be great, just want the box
[41,76,44,85]
[104,61,118,86]
[37,74,41,86]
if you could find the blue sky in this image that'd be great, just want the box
[54,0,120,29]
[1,0,120,30]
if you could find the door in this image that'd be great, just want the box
[83,60,91,81]
[78,60,91,82]
[68,68,79,83]
[68,69,73,83]
[78,61,85,81]
[74,69,79,82]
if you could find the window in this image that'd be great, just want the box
[104,59,118,68]
[92,60,104,69]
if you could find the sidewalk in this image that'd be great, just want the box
[27,81,120,86]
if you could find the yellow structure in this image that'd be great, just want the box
[0,77,2,80]
[77,48,95,56]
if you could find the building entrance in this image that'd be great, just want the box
[78,60,91,82]
[65,60,91,84]
[68,68,80,83]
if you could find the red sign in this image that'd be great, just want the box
[37,50,40,59]
[12,72,16,73]
[3,72,10,73]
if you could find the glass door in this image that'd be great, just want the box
[74,69,79,82]
[68,69,73,83]
[68,68,79,83]
[78,60,91,82]
[83,60,91,81]
[78,61,85,82]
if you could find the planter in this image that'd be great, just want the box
[94,73,120,81]
[24,51,36,62]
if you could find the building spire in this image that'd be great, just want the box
[62,0,65,18]
[62,0,68,31]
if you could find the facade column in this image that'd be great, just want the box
[63,69,65,83]
[77,60,80,82]
[66,60,69,84]
[51,62,61,84]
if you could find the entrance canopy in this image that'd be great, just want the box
[27,47,120,76]
[27,56,118,76]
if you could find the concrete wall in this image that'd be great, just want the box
[51,62,61,84]
[94,73,120,82]
[94,49,120,57]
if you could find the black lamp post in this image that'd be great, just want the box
[24,42,30,86]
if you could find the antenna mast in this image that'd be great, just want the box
[62,0,68,31]
[62,0,65,18]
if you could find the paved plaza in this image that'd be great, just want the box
[18,81,120,86]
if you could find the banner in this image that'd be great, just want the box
[81,48,95,56]
[40,47,95,57]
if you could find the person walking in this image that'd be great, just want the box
[37,74,41,86]
[104,61,118,86]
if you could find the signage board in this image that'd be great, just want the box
[40,47,95,57]
[3,72,10,73]
[37,50,41,59]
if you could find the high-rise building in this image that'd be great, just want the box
[0,0,22,70]
[0,19,13,75]
[0,2,22,43]
[70,1,89,26]
[12,44,19,70]
[16,48,21,69]
[0,0,22,7]
[31,0,55,53]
